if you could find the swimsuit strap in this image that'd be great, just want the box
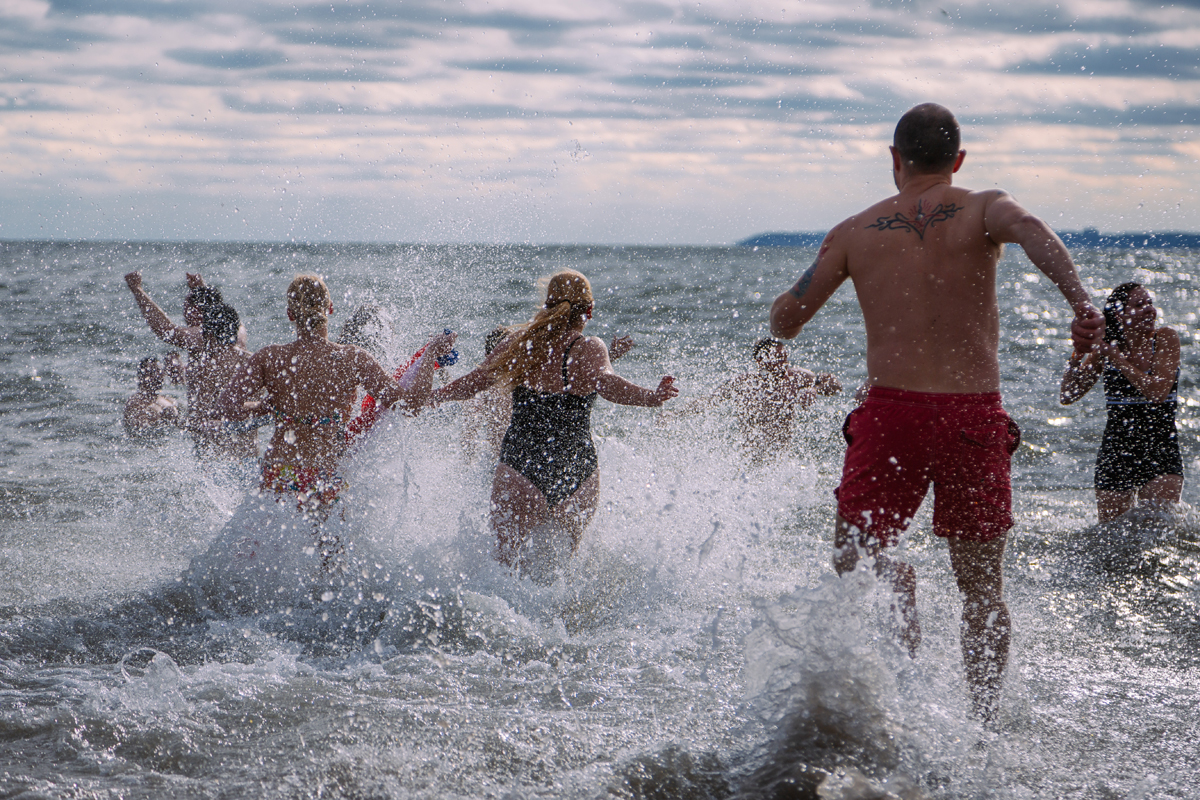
[271,407,346,427]
[562,336,585,392]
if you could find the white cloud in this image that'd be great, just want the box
[0,0,1197,242]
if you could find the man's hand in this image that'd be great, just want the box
[1071,303,1105,354]
[125,271,143,291]
[609,335,635,360]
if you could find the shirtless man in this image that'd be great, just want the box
[123,356,180,437]
[712,337,841,461]
[125,272,257,461]
[769,103,1104,721]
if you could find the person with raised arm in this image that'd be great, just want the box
[432,270,677,574]
[1060,282,1183,522]
[769,103,1103,721]
[185,274,453,613]
[709,336,841,463]
[125,271,255,462]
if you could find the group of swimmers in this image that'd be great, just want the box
[121,102,1185,725]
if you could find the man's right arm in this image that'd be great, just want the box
[982,193,1104,351]
[125,272,202,350]
[769,228,850,339]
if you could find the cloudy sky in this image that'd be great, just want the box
[1,0,1197,244]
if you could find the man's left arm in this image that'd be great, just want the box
[769,228,850,339]
[983,192,1103,351]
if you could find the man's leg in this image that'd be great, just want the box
[834,516,920,658]
[946,534,1009,722]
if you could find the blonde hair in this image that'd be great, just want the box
[490,270,593,387]
[287,274,331,332]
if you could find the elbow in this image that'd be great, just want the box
[1011,213,1051,244]
[769,300,802,340]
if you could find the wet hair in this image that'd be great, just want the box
[287,274,331,332]
[1103,282,1143,350]
[137,356,163,391]
[753,337,782,361]
[489,270,594,387]
[338,304,387,360]
[186,285,223,312]
[894,103,961,173]
[483,326,510,356]
[202,303,240,346]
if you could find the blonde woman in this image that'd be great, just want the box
[191,275,453,610]
[434,270,678,569]
[221,275,454,501]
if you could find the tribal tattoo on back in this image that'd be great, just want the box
[867,199,961,240]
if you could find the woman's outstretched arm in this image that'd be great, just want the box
[372,331,458,412]
[1060,349,1102,405]
[569,336,678,407]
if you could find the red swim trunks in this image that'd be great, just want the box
[835,387,1020,547]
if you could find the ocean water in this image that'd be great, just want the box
[1,240,1199,799]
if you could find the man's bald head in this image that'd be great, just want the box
[894,103,960,174]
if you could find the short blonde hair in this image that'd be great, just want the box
[287,274,330,331]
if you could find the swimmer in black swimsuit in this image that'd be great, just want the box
[1061,282,1183,522]
[433,269,678,570]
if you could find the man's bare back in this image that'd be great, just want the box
[767,103,1103,722]
[772,160,1096,393]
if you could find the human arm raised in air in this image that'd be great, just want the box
[982,192,1104,352]
[769,228,850,340]
[568,336,678,407]
[125,272,203,351]
[609,335,635,360]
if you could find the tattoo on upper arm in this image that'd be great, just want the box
[789,262,818,299]
[866,199,961,240]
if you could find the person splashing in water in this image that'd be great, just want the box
[123,356,180,438]
[125,271,256,465]
[769,103,1101,722]
[710,336,841,463]
[1060,282,1183,523]
[218,274,455,566]
[433,269,678,577]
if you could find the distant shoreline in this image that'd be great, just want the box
[737,228,1200,249]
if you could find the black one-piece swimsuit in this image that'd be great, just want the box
[1094,336,1182,492]
[499,337,598,507]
